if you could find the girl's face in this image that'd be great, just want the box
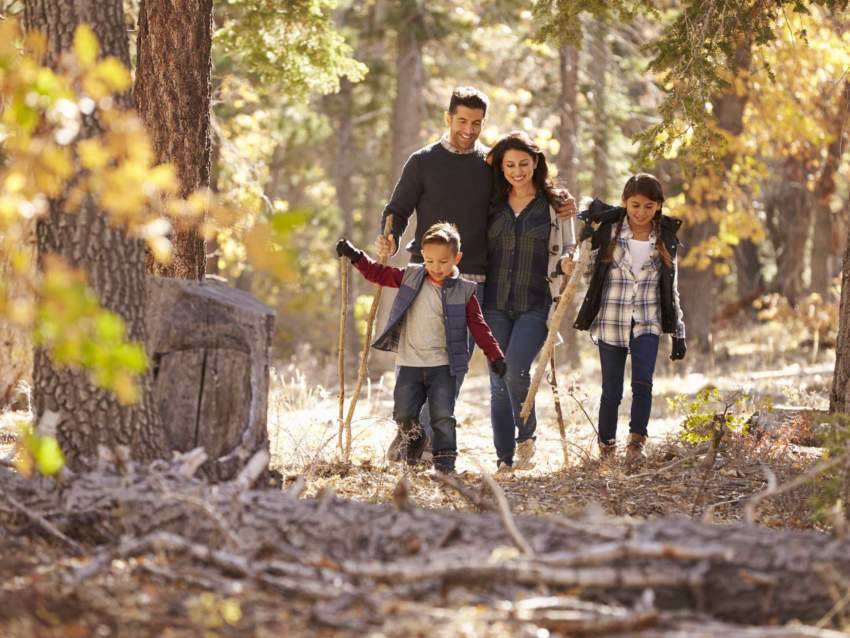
[501,149,537,191]
[623,193,660,232]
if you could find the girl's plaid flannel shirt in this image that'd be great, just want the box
[586,221,686,348]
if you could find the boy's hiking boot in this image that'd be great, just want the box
[625,433,646,465]
[598,438,616,461]
[514,438,536,470]
[386,421,426,463]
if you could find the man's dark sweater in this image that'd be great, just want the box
[381,140,493,276]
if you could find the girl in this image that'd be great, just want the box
[484,131,576,473]
[573,173,686,464]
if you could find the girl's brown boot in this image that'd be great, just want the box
[625,433,646,465]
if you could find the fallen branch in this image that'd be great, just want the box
[2,493,83,555]
[521,238,592,423]
[480,467,535,556]
[341,215,393,461]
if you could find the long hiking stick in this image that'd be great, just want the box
[520,237,592,424]
[337,256,349,454]
[341,216,394,461]
[547,351,569,467]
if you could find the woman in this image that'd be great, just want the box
[484,131,576,473]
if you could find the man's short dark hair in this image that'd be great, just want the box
[448,86,489,116]
[421,222,461,254]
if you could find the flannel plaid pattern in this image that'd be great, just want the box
[588,220,686,348]
[485,194,553,313]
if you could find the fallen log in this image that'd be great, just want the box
[1,454,849,626]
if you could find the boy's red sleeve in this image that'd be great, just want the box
[353,254,405,288]
[466,294,504,362]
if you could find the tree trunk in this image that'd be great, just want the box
[556,44,579,197]
[811,79,850,296]
[330,77,361,368]
[556,43,581,367]
[680,41,751,354]
[763,158,810,305]
[374,7,425,372]
[589,19,608,199]
[135,0,211,281]
[24,0,165,470]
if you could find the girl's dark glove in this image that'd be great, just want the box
[670,337,686,361]
[489,358,507,378]
[336,238,363,263]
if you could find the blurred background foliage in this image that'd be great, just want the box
[0,0,848,393]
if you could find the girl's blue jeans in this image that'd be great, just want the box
[483,307,548,465]
[597,332,659,443]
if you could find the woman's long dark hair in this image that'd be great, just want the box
[603,173,673,268]
[487,131,559,206]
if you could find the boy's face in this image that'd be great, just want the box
[422,243,462,282]
[444,105,485,151]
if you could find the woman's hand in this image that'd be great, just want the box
[558,255,575,275]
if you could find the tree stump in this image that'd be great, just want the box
[145,277,275,481]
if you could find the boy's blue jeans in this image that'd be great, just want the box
[483,307,548,465]
[417,282,486,444]
[597,332,660,443]
[394,365,458,471]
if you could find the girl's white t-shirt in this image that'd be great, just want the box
[628,238,652,274]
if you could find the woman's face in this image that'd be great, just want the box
[501,149,537,191]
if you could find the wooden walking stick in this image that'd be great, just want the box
[337,255,349,455]
[519,237,592,424]
[341,215,394,461]
[547,351,569,467]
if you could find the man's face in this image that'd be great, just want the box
[445,105,485,151]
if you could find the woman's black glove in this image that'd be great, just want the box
[489,358,507,378]
[336,238,363,263]
[670,337,686,361]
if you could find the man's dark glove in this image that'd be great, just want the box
[490,358,507,378]
[670,337,686,361]
[336,238,363,263]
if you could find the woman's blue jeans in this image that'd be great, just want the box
[483,307,548,465]
[597,333,659,443]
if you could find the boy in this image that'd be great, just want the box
[337,222,506,473]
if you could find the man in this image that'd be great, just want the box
[375,86,576,462]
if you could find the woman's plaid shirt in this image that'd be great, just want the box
[586,221,686,348]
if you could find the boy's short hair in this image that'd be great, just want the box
[421,222,461,254]
[448,86,489,116]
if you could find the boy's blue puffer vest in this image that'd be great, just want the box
[372,264,476,377]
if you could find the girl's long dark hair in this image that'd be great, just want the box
[604,173,673,268]
[487,131,559,206]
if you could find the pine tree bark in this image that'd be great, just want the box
[556,43,581,367]
[24,0,166,469]
[374,6,425,371]
[680,41,751,353]
[135,0,211,280]
[589,20,608,199]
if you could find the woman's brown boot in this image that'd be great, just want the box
[625,433,646,465]
[598,439,616,461]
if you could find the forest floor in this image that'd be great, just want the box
[267,319,834,529]
[1,318,848,637]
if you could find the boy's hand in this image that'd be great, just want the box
[670,337,686,361]
[489,358,507,378]
[336,238,363,263]
[374,234,396,258]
